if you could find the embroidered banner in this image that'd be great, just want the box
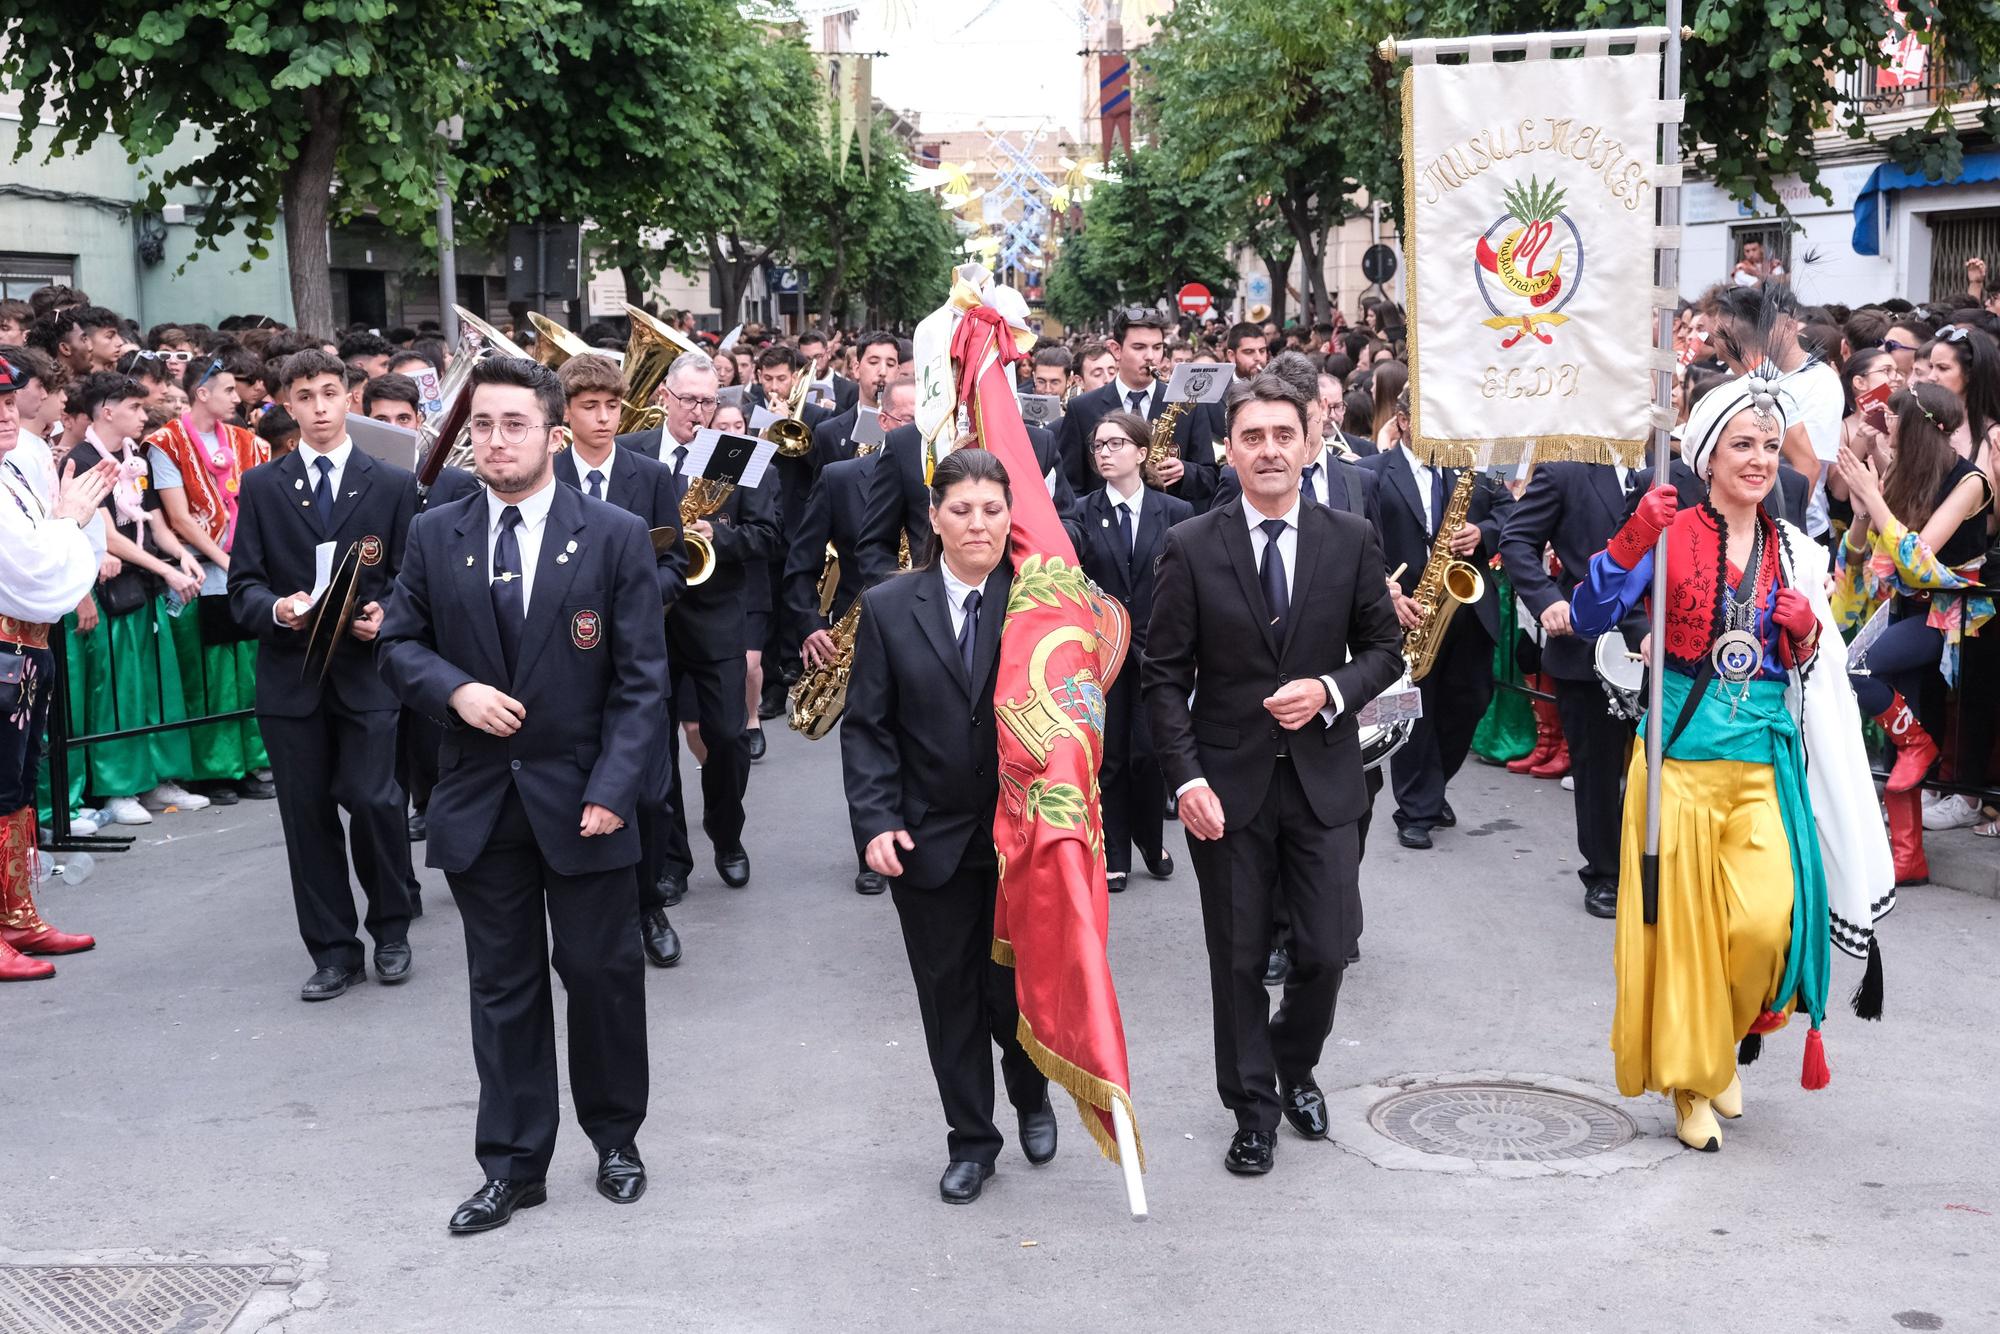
[1403,48,1663,465]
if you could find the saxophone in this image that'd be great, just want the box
[788,530,911,739]
[1142,400,1191,487]
[1401,466,1485,683]
[680,477,735,586]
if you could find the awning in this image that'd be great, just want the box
[1853,150,2000,256]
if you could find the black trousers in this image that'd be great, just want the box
[261,701,413,971]
[446,786,648,1182]
[662,653,749,875]
[636,718,681,913]
[1553,673,1631,895]
[1100,666,1164,874]
[1273,764,1379,951]
[1391,619,1493,830]
[889,855,1048,1166]
[1188,756,1357,1135]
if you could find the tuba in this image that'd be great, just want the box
[1401,463,1484,683]
[621,303,697,435]
[417,308,534,491]
[526,311,591,371]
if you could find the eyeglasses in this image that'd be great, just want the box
[467,416,549,445]
[160,349,194,365]
[1089,436,1140,454]
[665,386,718,412]
[1883,338,1919,354]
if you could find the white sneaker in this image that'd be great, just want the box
[68,813,100,836]
[1922,787,1943,809]
[103,796,153,826]
[1922,793,1980,831]
[142,782,210,812]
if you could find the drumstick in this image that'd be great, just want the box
[1387,562,1408,583]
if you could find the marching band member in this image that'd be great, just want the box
[806,331,900,468]
[616,351,779,896]
[378,356,667,1233]
[1571,373,1889,1152]
[1055,309,1170,493]
[1144,372,1403,1176]
[1360,390,1513,850]
[1064,409,1188,892]
[841,447,1056,1204]
[229,349,418,1001]
[0,358,113,981]
[1172,321,1271,506]
[554,353,689,968]
[750,344,833,735]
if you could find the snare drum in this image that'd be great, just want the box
[1593,633,1646,721]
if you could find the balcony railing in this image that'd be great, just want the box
[1833,47,1979,118]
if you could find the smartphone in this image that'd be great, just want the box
[1859,381,1892,433]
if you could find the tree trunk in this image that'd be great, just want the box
[283,84,345,335]
[622,263,652,312]
[1260,248,1292,328]
[709,236,749,327]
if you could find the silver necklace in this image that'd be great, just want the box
[1711,518,1766,718]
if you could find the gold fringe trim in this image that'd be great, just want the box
[1399,77,1652,475]
[991,935,1016,968]
[1013,1013,1147,1171]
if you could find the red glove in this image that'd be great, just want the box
[1772,587,1816,640]
[1606,485,1679,568]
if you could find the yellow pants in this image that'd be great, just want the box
[1612,751,1794,1099]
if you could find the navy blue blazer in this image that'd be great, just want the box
[228,446,417,718]
[554,446,689,611]
[376,482,669,876]
[783,452,875,644]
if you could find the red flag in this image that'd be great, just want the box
[948,304,1143,1168]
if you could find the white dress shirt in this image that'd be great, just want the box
[1176,496,1344,800]
[575,444,617,499]
[488,477,558,615]
[1107,477,1145,532]
[1299,447,1331,508]
[940,558,985,638]
[300,437,355,505]
[1401,444,1436,532]
[1114,376,1159,417]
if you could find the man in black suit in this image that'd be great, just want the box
[797,328,858,415]
[1359,395,1514,849]
[555,353,688,965]
[841,447,1055,1205]
[1054,308,1170,494]
[749,344,832,723]
[378,355,667,1235]
[1066,409,1191,891]
[1144,372,1404,1177]
[1499,460,1640,919]
[616,350,778,894]
[806,330,901,470]
[1173,321,1270,504]
[856,414,1073,588]
[229,348,418,1002]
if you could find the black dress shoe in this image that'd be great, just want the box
[716,846,750,888]
[1397,825,1433,850]
[1019,1099,1058,1165]
[939,1160,995,1204]
[745,728,767,762]
[198,781,240,807]
[658,870,688,907]
[597,1144,647,1203]
[407,811,428,842]
[1281,1080,1330,1139]
[1141,847,1175,879]
[853,869,887,895]
[374,942,413,985]
[641,910,683,967]
[236,775,277,800]
[1224,1130,1275,1175]
[1263,946,1291,987]
[1438,802,1457,828]
[1584,884,1619,919]
[448,1178,547,1234]
[300,963,365,1002]
[1107,871,1128,894]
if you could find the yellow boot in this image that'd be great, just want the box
[1672,1089,1721,1152]
[1712,1073,1743,1120]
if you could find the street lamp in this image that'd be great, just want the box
[436,114,464,345]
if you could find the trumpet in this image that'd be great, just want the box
[763,368,815,458]
[680,476,734,586]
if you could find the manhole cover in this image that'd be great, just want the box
[0,1263,270,1333]
[1368,1081,1636,1162]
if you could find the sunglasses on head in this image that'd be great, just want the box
[192,357,224,391]
[1936,325,1972,344]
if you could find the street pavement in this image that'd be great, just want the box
[7,726,1998,1333]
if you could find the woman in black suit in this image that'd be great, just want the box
[1066,409,1191,890]
[839,446,1055,1206]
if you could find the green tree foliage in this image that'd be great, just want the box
[1043,147,1233,331]
[0,0,528,333]
[790,118,958,328]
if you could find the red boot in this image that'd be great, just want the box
[1530,727,1572,779]
[1508,677,1560,774]
[1884,788,1929,887]
[1876,693,1939,794]
[0,806,94,957]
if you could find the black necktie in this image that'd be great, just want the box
[312,456,334,536]
[1258,517,1289,636]
[1119,501,1135,569]
[492,505,524,677]
[586,468,605,500]
[670,445,687,477]
[1300,463,1319,507]
[957,587,981,681]
[1429,467,1446,537]
[1127,389,1146,414]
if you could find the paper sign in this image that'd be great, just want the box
[749,405,781,432]
[1018,394,1064,428]
[850,406,885,447]
[1165,362,1235,404]
[290,540,338,619]
[685,428,779,490]
[1356,683,1425,729]
[807,376,839,411]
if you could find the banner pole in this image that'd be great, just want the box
[1110,1097,1148,1221]
[1642,4,1684,921]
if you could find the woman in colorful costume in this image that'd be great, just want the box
[1571,373,1893,1152]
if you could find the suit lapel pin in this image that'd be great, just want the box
[293,478,304,491]
[556,553,569,564]
[1100,517,1109,527]
[566,540,577,553]
[465,555,475,567]
[346,490,357,498]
